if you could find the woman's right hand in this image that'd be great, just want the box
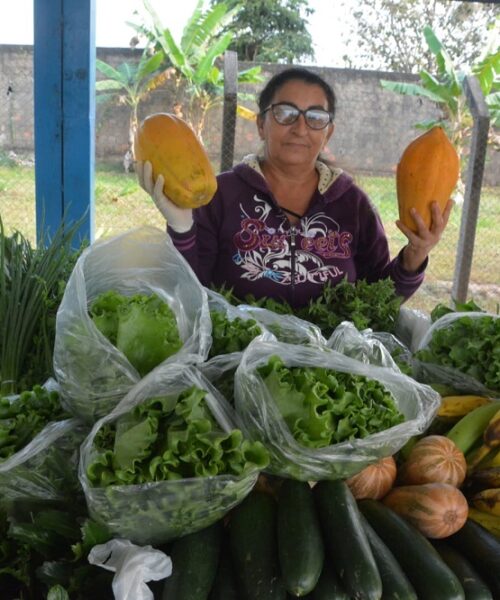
[135,160,194,233]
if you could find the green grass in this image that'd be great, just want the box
[1,165,499,315]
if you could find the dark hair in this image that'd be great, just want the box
[258,67,337,119]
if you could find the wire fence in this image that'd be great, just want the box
[1,47,499,316]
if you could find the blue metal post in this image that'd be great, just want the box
[34,0,95,246]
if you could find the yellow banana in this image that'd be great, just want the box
[471,488,500,517]
[438,395,492,418]
[467,507,500,538]
[466,408,500,472]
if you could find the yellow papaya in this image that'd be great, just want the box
[396,126,459,233]
[134,112,217,209]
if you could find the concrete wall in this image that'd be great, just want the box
[1,44,498,184]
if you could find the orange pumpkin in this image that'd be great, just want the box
[134,113,217,209]
[396,126,459,233]
[383,483,468,539]
[400,435,467,487]
[346,456,397,500]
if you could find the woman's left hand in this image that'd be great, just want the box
[396,199,454,273]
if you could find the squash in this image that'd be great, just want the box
[134,113,217,209]
[383,482,469,539]
[346,456,397,500]
[400,435,467,487]
[396,126,459,233]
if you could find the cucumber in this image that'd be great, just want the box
[303,565,350,599]
[277,479,324,596]
[358,499,465,600]
[360,514,417,600]
[161,521,222,600]
[209,536,239,600]
[447,518,500,598]
[313,480,382,600]
[228,489,286,600]
[433,540,493,600]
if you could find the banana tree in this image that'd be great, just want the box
[380,25,500,183]
[128,0,263,141]
[95,48,169,170]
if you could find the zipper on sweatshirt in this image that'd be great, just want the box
[289,225,297,303]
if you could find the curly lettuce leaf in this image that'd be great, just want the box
[209,310,262,358]
[87,386,269,487]
[90,291,183,377]
[258,356,404,448]
[89,290,126,345]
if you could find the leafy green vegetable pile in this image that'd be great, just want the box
[0,386,68,460]
[257,356,405,448]
[87,386,269,487]
[209,310,262,358]
[89,290,182,377]
[0,505,113,600]
[215,277,402,337]
[416,314,500,391]
[430,298,485,322]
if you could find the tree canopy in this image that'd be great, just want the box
[338,0,498,73]
[210,0,315,64]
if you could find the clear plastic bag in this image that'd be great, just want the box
[395,306,432,353]
[235,338,440,481]
[206,289,275,358]
[0,417,87,509]
[237,304,326,346]
[327,321,413,374]
[79,362,262,546]
[415,311,500,395]
[54,226,211,423]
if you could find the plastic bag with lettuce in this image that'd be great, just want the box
[79,362,269,545]
[0,383,87,512]
[327,321,413,375]
[234,338,440,481]
[414,311,500,395]
[206,289,275,359]
[53,226,211,423]
[206,287,325,347]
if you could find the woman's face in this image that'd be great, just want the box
[257,79,334,169]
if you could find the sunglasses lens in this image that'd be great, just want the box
[272,104,300,125]
[268,104,331,129]
[305,109,331,129]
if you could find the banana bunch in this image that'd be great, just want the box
[445,401,500,538]
[438,395,493,418]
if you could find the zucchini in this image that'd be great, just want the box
[359,498,465,600]
[277,479,324,596]
[447,518,500,598]
[228,489,286,600]
[303,565,350,599]
[433,540,493,600]
[360,514,417,600]
[209,536,239,600]
[161,521,222,600]
[313,480,382,600]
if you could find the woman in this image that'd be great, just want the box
[136,67,453,308]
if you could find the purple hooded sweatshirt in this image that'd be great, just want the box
[168,157,426,309]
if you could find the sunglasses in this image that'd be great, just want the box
[261,102,333,130]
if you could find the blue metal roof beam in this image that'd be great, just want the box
[34,0,95,246]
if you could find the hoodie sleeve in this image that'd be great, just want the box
[166,189,222,287]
